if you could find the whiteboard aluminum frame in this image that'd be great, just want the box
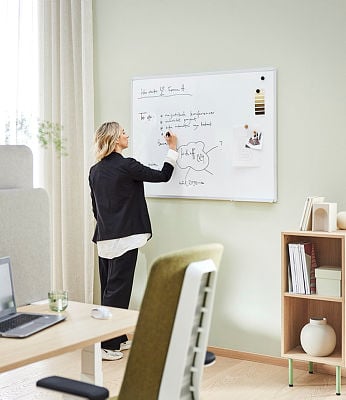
[131,67,277,203]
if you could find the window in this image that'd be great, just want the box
[0,0,39,184]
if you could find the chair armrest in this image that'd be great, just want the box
[36,376,109,400]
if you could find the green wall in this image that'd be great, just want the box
[93,0,346,356]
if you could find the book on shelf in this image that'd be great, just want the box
[307,242,317,294]
[287,242,317,294]
[287,262,293,292]
[299,196,325,231]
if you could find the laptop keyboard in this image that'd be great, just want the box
[0,314,41,332]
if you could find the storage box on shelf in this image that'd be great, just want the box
[281,230,346,395]
[316,267,342,297]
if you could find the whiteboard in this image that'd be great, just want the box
[132,68,277,202]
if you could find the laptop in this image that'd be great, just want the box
[0,256,65,338]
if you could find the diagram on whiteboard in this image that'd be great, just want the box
[132,69,276,201]
[177,141,220,187]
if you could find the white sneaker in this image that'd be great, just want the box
[101,349,123,361]
[120,340,132,351]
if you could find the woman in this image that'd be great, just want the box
[89,121,178,361]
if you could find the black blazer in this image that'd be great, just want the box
[89,152,174,243]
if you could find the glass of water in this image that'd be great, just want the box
[48,290,68,312]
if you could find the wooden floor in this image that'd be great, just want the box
[1,349,346,399]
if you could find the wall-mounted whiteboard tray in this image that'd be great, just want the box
[132,68,277,202]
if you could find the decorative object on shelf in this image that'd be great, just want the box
[337,211,346,230]
[312,202,337,232]
[300,317,336,356]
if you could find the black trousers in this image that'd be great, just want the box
[98,248,138,350]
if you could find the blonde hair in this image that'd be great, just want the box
[94,121,120,161]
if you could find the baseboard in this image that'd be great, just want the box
[207,346,346,377]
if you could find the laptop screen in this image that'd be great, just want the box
[0,257,17,318]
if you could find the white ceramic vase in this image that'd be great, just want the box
[300,317,336,356]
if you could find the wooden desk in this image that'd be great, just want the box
[0,301,138,385]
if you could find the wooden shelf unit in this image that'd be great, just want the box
[281,230,346,394]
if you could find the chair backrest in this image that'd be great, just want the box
[0,145,33,189]
[159,258,218,399]
[118,243,223,400]
[0,145,50,306]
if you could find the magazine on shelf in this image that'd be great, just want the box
[288,243,305,294]
[287,242,317,294]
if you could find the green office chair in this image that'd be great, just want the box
[37,243,224,400]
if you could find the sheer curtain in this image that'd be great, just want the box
[37,0,95,302]
[0,0,40,182]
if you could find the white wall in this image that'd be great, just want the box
[92,0,346,357]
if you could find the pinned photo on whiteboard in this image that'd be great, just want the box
[245,129,263,150]
[232,124,261,168]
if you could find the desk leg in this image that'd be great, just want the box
[81,342,103,385]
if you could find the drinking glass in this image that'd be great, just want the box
[48,290,68,312]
